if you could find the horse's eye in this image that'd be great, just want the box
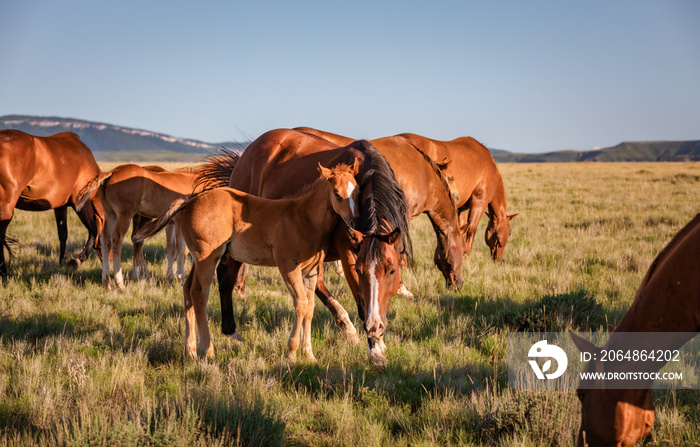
[388,268,396,276]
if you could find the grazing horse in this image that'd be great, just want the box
[134,162,361,360]
[198,131,413,367]
[0,130,103,277]
[396,133,518,261]
[296,128,517,262]
[294,127,465,285]
[571,213,700,446]
[76,164,199,288]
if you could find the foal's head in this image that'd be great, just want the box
[318,159,360,229]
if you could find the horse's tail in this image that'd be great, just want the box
[132,198,189,244]
[76,170,114,212]
[194,147,241,192]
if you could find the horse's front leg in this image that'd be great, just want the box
[314,264,359,344]
[300,262,321,362]
[54,206,68,265]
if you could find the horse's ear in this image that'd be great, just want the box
[346,227,364,251]
[569,333,600,354]
[351,158,361,175]
[607,324,616,332]
[318,162,332,179]
[507,212,519,221]
[383,227,401,245]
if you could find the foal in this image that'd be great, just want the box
[134,162,360,360]
[77,164,198,288]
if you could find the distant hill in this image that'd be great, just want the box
[0,115,246,161]
[2,115,698,163]
[491,141,700,163]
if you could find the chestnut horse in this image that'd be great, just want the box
[198,132,413,367]
[295,128,517,262]
[76,164,200,288]
[294,127,465,285]
[134,162,360,360]
[396,133,518,261]
[571,213,700,446]
[0,130,103,278]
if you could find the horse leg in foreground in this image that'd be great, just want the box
[314,263,360,344]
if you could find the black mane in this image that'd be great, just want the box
[352,140,414,267]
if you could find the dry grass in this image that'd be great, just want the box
[1,161,699,446]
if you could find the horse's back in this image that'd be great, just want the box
[620,214,700,331]
[0,130,99,210]
[230,128,343,198]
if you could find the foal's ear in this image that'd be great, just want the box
[436,157,451,170]
[351,158,361,175]
[318,162,332,179]
[570,333,600,354]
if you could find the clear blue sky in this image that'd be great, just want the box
[1,1,698,153]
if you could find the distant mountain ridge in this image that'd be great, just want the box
[2,115,698,162]
[0,115,245,161]
[491,140,700,163]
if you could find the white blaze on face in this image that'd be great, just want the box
[366,259,380,331]
[347,181,356,214]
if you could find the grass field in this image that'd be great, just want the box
[1,161,699,446]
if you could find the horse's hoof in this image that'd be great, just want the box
[67,258,81,269]
[397,284,414,299]
[228,331,246,343]
[346,331,361,346]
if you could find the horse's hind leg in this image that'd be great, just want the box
[164,220,182,282]
[54,206,68,265]
[71,199,100,268]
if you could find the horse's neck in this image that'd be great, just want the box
[293,181,337,228]
[488,175,508,218]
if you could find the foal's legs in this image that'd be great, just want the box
[165,219,186,282]
[314,264,359,343]
[184,250,224,357]
[131,214,149,279]
[109,214,132,289]
[279,262,314,362]
[71,198,101,267]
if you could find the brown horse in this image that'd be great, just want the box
[199,132,414,367]
[0,130,103,277]
[296,128,517,262]
[396,133,518,261]
[571,213,700,446]
[134,162,361,360]
[76,164,199,288]
[294,127,465,285]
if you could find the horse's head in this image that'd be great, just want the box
[318,159,360,229]
[349,227,403,368]
[571,334,655,446]
[485,210,518,262]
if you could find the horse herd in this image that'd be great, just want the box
[0,127,697,446]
